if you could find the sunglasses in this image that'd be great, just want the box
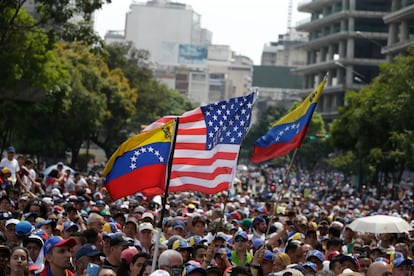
[235,236,247,243]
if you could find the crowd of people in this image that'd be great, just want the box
[0,146,414,276]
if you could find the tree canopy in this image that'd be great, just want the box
[330,47,414,189]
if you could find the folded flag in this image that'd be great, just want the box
[102,120,175,200]
[250,79,326,163]
[144,92,257,194]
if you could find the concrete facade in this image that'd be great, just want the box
[295,0,390,122]
[382,0,414,61]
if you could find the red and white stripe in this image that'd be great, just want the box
[143,108,238,194]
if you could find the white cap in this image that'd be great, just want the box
[51,188,62,198]
[6,219,20,228]
[142,212,154,221]
[150,270,170,276]
[139,222,155,232]
[42,197,53,205]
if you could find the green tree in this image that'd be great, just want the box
[330,47,414,192]
[103,42,193,132]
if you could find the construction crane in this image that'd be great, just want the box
[284,0,293,66]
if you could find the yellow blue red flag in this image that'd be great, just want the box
[102,120,175,200]
[250,78,326,163]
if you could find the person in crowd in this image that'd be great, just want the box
[41,236,76,276]
[137,223,155,253]
[285,240,304,265]
[117,251,150,276]
[274,252,291,272]
[251,217,267,241]
[23,234,45,274]
[0,147,21,189]
[158,249,183,274]
[9,246,30,276]
[232,231,253,266]
[74,243,104,276]
[366,261,392,276]
[103,235,131,270]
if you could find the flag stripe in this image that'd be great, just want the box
[169,182,229,194]
[171,167,232,180]
[171,163,234,173]
[170,174,232,188]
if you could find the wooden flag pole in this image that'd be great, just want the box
[151,117,180,273]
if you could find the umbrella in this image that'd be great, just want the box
[347,215,413,234]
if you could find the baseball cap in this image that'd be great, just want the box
[252,238,264,250]
[16,221,35,238]
[340,255,360,270]
[75,243,104,260]
[306,249,324,262]
[95,200,106,206]
[5,219,20,228]
[121,247,139,264]
[56,162,64,166]
[134,206,146,214]
[239,218,252,228]
[142,212,154,221]
[28,260,39,272]
[139,222,155,232]
[173,219,186,230]
[7,146,16,153]
[63,221,80,232]
[183,263,207,276]
[23,235,44,248]
[44,237,76,255]
[150,270,170,276]
[35,219,53,229]
[1,167,10,174]
[109,235,133,247]
[253,216,266,225]
[393,257,412,268]
[303,262,318,273]
[234,231,248,241]
[263,250,275,262]
[173,239,192,251]
[0,211,12,220]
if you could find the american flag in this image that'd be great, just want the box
[144,92,257,194]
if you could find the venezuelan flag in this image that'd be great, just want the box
[250,79,326,163]
[102,120,175,200]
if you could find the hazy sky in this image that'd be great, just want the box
[94,0,308,65]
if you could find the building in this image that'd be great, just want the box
[383,1,414,61]
[295,0,390,122]
[103,0,254,105]
[125,0,211,66]
[251,65,304,123]
[261,29,308,67]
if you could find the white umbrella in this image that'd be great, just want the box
[347,215,413,234]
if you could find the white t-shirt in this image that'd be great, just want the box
[0,158,20,184]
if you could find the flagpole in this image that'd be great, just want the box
[151,117,180,273]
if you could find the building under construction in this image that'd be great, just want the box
[295,0,390,122]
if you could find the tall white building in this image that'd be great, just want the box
[125,0,211,67]
[104,0,254,104]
